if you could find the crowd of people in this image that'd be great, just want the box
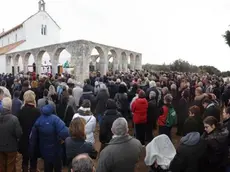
[0,70,230,172]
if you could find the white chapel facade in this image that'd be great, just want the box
[0,0,60,73]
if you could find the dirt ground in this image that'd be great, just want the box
[16,124,181,172]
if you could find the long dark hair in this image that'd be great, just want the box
[203,116,221,130]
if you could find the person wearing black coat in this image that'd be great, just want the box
[65,117,97,172]
[169,132,207,172]
[99,99,122,151]
[222,107,230,171]
[177,89,189,136]
[202,116,229,172]
[57,94,74,127]
[202,98,220,122]
[17,90,41,172]
[183,105,204,136]
[79,86,96,113]
[95,88,110,122]
[146,91,159,142]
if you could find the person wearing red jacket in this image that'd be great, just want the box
[132,90,148,145]
[158,94,173,139]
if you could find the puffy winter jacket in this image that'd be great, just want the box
[30,104,69,162]
[131,98,148,124]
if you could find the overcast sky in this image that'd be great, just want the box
[1,0,230,71]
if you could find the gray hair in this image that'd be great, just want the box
[170,84,177,90]
[111,117,128,136]
[149,91,156,99]
[162,87,169,95]
[72,154,94,172]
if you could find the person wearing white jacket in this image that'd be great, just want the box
[72,99,96,144]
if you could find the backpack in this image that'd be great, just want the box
[166,106,177,127]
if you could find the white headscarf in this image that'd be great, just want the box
[145,134,176,169]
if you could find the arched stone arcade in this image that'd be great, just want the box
[6,40,142,83]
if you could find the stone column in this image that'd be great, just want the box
[13,58,19,75]
[5,56,11,74]
[116,53,122,72]
[68,43,91,84]
[135,55,142,70]
[130,57,135,71]
[122,62,128,72]
[51,57,58,76]
[99,49,108,75]
[113,63,118,72]
[23,58,29,74]
[36,57,42,75]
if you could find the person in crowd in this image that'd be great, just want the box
[11,90,22,116]
[146,91,158,142]
[131,90,148,145]
[30,100,69,172]
[193,87,206,114]
[71,154,95,172]
[0,81,11,99]
[65,117,97,171]
[0,88,4,110]
[57,93,75,127]
[222,107,230,172]
[37,89,56,111]
[158,94,174,139]
[99,99,122,151]
[146,81,158,101]
[202,98,220,121]
[145,134,176,172]
[68,88,78,113]
[96,117,143,172]
[202,116,229,172]
[18,90,40,172]
[80,84,96,113]
[0,97,22,172]
[72,99,96,144]
[73,82,83,109]
[177,89,189,136]
[128,83,139,103]
[84,79,94,95]
[114,84,130,119]
[108,80,118,99]
[169,129,206,172]
[94,77,107,95]
[183,105,204,136]
[19,80,30,100]
[95,84,110,123]
[48,84,58,104]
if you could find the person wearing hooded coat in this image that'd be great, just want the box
[169,132,207,172]
[29,101,69,172]
[99,99,122,151]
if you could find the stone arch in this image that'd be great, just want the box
[25,52,35,72]
[135,55,141,70]
[36,50,51,74]
[90,46,105,72]
[108,49,118,72]
[53,47,72,74]
[14,54,21,74]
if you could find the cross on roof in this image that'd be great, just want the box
[39,0,46,11]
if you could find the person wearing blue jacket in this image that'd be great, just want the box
[30,102,69,172]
